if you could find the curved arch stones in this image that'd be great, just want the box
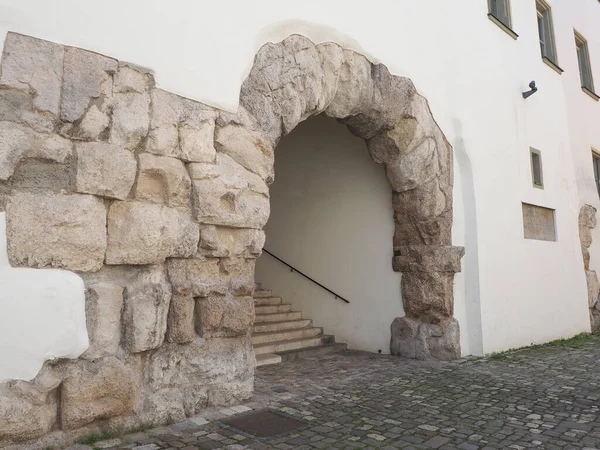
[236,35,465,360]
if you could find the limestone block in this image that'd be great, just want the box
[179,120,217,163]
[208,380,254,407]
[214,123,274,181]
[75,142,137,200]
[0,121,72,181]
[61,357,139,430]
[135,153,191,207]
[198,225,265,258]
[195,294,254,337]
[586,270,600,308]
[579,204,597,230]
[0,368,61,445]
[591,308,600,334]
[114,65,153,94]
[190,154,270,229]
[583,246,591,270]
[106,201,199,265]
[401,271,454,321]
[0,32,64,116]
[166,293,196,343]
[61,47,117,123]
[110,91,150,149]
[167,257,224,297]
[390,316,460,361]
[83,283,124,359]
[146,89,216,159]
[6,192,107,272]
[0,88,53,133]
[141,388,187,425]
[78,104,110,140]
[315,42,345,112]
[392,245,464,273]
[145,335,254,392]
[121,264,172,352]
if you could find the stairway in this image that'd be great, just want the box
[252,285,347,367]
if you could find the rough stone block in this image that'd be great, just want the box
[393,245,465,273]
[135,153,191,207]
[75,141,137,199]
[190,154,269,229]
[401,271,454,321]
[208,380,254,407]
[195,294,254,337]
[6,192,107,272]
[0,88,53,132]
[106,201,199,265]
[390,316,460,361]
[166,293,196,343]
[0,121,72,181]
[114,65,153,94]
[61,357,139,430]
[167,257,224,297]
[121,264,172,352]
[61,46,117,123]
[83,283,124,359]
[0,368,60,445]
[586,270,600,308]
[214,123,274,181]
[198,225,265,258]
[110,91,150,149]
[0,32,64,116]
[179,120,217,163]
[77,104,110,140]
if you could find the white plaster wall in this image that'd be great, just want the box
[0,0,598,356]
[0,213,88,382]
[255,115,402,354]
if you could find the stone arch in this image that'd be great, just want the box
[226,35,465,359]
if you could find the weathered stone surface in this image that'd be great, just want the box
[179,120,217,163]
[121,265,172,352]
[78,104,110,140]
[402,271,454,322]
[114,65,153,94]
[198,225,265,258]
[391,316,460,360]
[0,368,60,445]
[579,204,597,230]
[0,32,64,115]
[0,88,52,132]
[591,308,600,333]
[110,91,150,149]
[78,265,172,353]
[166,293,196,343]
[190,153,269,229]
[586,270,600,309]
[136,153,191,207]
[167,257,222,296]
[6,192,106,271]
[195,294,254,337]
[393,245,464,273]
[0,121,72,181]
[214,123,274,181]
[61,47,117,122]
[144,336,254,414]
[106,201,199,265]
[208,380,254,407]
[61,357,139,430]
[83,283,124,359]
[146,89,216,160]
[75,142,137,199]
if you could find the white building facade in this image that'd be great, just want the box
[1,0,600,446]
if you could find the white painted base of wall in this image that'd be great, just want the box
[255,115,403,354]
[0,212,88,383]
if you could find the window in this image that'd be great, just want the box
[530,148,543,188]
[488,0,518,39]
[575,32,598,99]
[488,0,511,28]
[593,151,600,197]
[537,1,560,71]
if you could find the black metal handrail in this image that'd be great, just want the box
[262,249,350,304]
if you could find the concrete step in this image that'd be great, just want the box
[253,319,312,333]
[255,353,282,367]
[253,290,272,298]
[279,343,347,362]
[252,327,323,345]
[254,335,335,355]
[254,296,283,306]
[254,311,302,323]
[255,304,292,315]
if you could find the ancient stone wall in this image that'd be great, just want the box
[579,205,600,331]
[0,32,462,447]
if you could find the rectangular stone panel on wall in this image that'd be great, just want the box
[522,202,557,242]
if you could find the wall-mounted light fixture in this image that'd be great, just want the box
[522,81,538,99]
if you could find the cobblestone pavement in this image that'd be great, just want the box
[78,336,600,450]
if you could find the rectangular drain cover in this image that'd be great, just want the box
[220,409,307,438]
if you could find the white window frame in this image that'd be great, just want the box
[536,0,559,68]
[575,31,596,95]
[488,0,512,28]
[530,148,544,189]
